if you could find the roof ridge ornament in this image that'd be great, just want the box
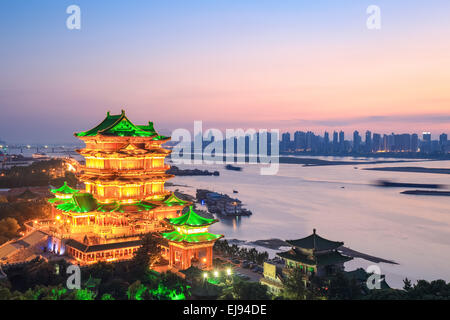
[313,228,316,251]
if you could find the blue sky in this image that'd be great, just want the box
[1,1,449,143]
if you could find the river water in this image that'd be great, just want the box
[168,158,450,288]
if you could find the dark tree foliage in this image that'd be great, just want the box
[129,233,162,280]
[214,239,269,264]
[326,272,363,300]
[0,159,74,188]
[6,258,70,292]
[227,280,270,300]
[281,267,314,300]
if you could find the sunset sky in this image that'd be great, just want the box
[1,0,449,143]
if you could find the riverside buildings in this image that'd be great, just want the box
[279,129,449,154]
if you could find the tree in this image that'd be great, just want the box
[326,272,362,300]
[129,233,161,279]
[0,217,20,244]
[101,293,115,300]
[127,280,149,300]
[403,278,412,292]
[229,280,270,300]
[281,268,311,300]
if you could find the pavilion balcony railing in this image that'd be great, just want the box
[81,166,171,174]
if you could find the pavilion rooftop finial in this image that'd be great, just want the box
[313,228,317,250]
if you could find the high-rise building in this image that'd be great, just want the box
[332,131,338,151]
[372,133,381,152]
[324,131,329,144]
[294,131,306,151]
[339,131,345,144]
[365,131,372,152]
[439,133,448,145]
[281,132,291,152]
[422,132,432,153]
[353,131,361,152]
[411,134,419,152]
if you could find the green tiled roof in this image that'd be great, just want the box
[50,181,79,195]
[286,230,344,251]
[65,238,142,253]
[75,110,169,139]
[56,193,98,213]
[164,193,188,207]
[97,201,157,213]
[48,197,71,204]
[277,248,352,266]
[161,231,223,243]
[166,206,217,227]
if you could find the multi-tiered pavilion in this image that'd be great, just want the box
[162,206,223,270]
[46,110,198,266]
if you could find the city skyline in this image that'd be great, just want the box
[1,0,450,143]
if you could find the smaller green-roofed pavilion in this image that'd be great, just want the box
[161,206,223,271]
[285,229,343,251]
[50,181,79,195]
[162,231,223,243]
[165,206,217,227]
[164,193,189,207]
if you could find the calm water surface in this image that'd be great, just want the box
[169,158,450,288]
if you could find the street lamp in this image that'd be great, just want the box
[226,268,232,276]
[213,271,219,277]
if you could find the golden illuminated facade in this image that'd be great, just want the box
[47,110,191,265]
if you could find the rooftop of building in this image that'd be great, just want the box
[65,238,143,253]
[165,206,217,227]
[50,181,79,195]
[285,229,344,251]
[74,110,169,140]
[277,247,353,266]
[161,231,223,244]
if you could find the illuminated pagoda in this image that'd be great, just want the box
[162,206,223,270]
[46,110,191,264]
[277,229,352,277]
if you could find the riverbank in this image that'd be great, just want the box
[167,165,219,176]
[226,238,398,265]
[401,190,450,196]
[365,166,450,175]
[279,157,422,167]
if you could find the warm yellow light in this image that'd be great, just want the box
[202,258,207,263]
[34,220,38,224]
[226,268,232,275]
[213,271,219,277]
[203,272,208,278]
[56,216,61,221]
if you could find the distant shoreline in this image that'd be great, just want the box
[227,238,398,265]
[279,157,420,167]
[364,167,450,175]
[401,190,450,196]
